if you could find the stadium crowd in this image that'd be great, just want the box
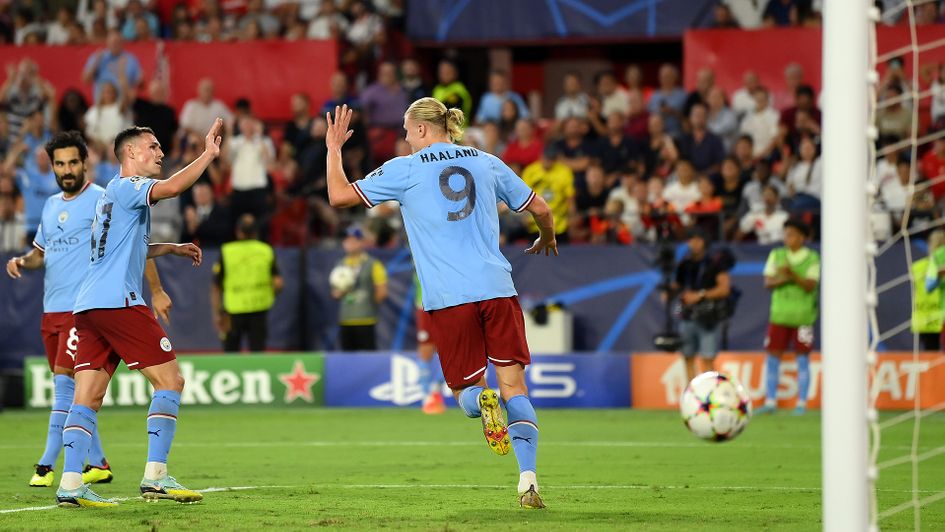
[0,0,941,254]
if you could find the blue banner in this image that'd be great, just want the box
[324,352,631,408]
[405,0,715,42]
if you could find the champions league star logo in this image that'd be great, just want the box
[278,361,320,403]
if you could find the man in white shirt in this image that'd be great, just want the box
[663,159,701,211]
[226,116,274,221]
[738,185,789,244]
[179,78,234,137]
[731,70,761,119]
[606,171,646,238]
[879,158,913,220]
[554,72,589,122]
[739,87,780,159]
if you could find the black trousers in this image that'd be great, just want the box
[919,332,941,352]
[223,311,268,352]
[339,324,377,351]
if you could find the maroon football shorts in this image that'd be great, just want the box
[74,306,177,375]
[41,312,77,371]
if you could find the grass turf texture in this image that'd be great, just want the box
[0,408,942,530]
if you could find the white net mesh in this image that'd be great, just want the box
[867,2,945,529]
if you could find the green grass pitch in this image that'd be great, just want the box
[0,407,942,530]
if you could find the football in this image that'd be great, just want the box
[680,371,752,442]
[328,265,357,293]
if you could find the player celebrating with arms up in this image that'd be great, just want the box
[6,131,172,489]
[326,99,556,509]
[55,120,222,508]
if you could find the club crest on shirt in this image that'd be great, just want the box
[160,337,172,352]
[58,211,69,224]
[130,176,149,190]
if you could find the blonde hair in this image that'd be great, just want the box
[405,97,465,142]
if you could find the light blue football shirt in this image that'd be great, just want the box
[73,176,157,313]
[354,143,535,311]
[33,183,105,313]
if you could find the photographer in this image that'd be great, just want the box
[671,227,732,381]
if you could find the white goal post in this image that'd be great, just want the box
[821,0,871,530]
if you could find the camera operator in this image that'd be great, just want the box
[671,227,732,381]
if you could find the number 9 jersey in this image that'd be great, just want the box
[73,175,158,313]
[352,143,536,311]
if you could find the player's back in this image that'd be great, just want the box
[73,176,158,313]
[35,183,105,313]
[355,142,534,311]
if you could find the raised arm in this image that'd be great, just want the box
[150,118,223,201]
[325,105,363,208]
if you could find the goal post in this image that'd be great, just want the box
[821,0,871,530]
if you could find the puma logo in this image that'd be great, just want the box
[148,429,161,437]
[63,441,75,449]
[512,436,533,444]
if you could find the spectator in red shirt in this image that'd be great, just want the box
[501,119,543,175]
[625,89,649,143]
[921,138,945,199]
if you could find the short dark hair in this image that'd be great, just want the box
[44,130,88,162]
[784,218,811,237]
[796,84,816,99]
[114,126,156,161]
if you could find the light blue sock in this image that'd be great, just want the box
[417,358,432,395]
[506,395,539,474]
[38,375,74,466]
[797,354,811,406]
[62,405,96,475]
[458,386,484,418]
[147,390,181,464]
[87,426,107,468]
[765,354,781,404]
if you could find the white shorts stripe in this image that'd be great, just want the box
[487,356,513,364]
[74,362,91,369]
[126,362,139,368]
[463,365,487,381]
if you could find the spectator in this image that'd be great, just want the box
[677,102,725,175]
[873,143,902,189]
[306,0,348,39]
[880,158,913,226]
[239,0,280,38]
[736,185,789,244]
[742,159,786,212]
[212,214,283,353]
[554,117,596,179]
[120,0,159,41]
[647,63,687,137]
[332,226,389,351]
[589,198,633,244]
[11,145,57,243]
[400,58,428,102]
[183,181,233,246]
[931,63,945,126]
[132,78,178,155]
[432,60,472,120]
[179,78,233,137]
[876,85,912,141]
[283,92,314,160]
[0,179,23,252]
[17,108,52,157]
[672,227,732,381]
[686,175,723,218]
[501,119,544,174]
[710,3,741,27]
[740,87,780,159]
[0,114,10,160]
[361,62,409,162]
[597,70,629,118]
[81,29,142,98]
[12,9,44,45]
[57,89,89,135]
[715,157,746,238]
[606,170,647,239]
[664,159,701,211]
[78,0,118,36]
[774,62,806,111]
[780,85,822,140]
[786,135,823,201]
[596,112,641,176]
[733,134,756,178]
[763,0,798,27]
[624,64,648,96]
[554,72,589,122]
[320,72,359,115]
[921,138,945,200]
[497,99,521,141]
[731,70,761,119]
[346,1,384,47]
[643,114,679,179]
[684,67,715,118]
[574,164,610,225]
[46,7,75,45]
[706,86,739,151]
[475,70,529,125]
[84,80,131,149]
[625,88,650,143]
[226,116,274,222]
[521,145,575,244]
[2,59,55,139]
